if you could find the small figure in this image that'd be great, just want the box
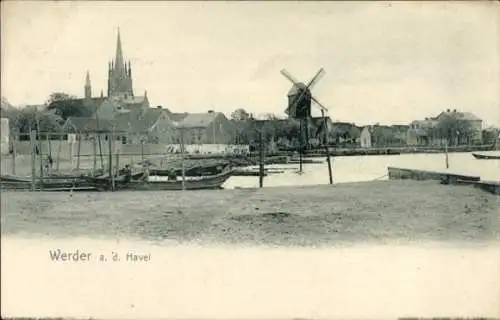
[47,155,53,169]
[167,169,177,181]
[123,165,132,183]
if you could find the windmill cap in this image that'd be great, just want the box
[287,83,309,96]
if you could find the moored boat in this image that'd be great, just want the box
[472,151,500,160]
[113,168,234,191]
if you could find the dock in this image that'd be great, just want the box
[387,166,480,182]
[387,166,499,196]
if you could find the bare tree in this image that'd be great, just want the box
[230,108,251,121]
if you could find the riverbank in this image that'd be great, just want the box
[2,144,496,177]
[266,144,495,157]
[1,180,498,245]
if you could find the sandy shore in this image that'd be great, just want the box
[1,180,498,245]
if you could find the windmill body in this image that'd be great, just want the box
[281,68,327,149]
[287,82,312,119]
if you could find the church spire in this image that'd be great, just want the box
[114,27,125,74]
[84,71,92,99]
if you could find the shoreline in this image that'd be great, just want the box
[2,180,498,245]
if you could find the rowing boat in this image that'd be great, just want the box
[472,151,500,160]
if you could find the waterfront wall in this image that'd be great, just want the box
[11,140,250,159]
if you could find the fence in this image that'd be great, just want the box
[9,140,250,159]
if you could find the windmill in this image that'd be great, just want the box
[280,68,329,149]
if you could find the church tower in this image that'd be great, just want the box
[84,71,92,99]
[107,28,134,99]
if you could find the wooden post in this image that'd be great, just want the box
[108,132,115,191]
[76,134,81,172]
[69,137,74,164]
[30,130,36,191]
[56,132,63,171]
[445,140,449,169]
[141,139,145,164]
[115,146,120,178]
[11,132,16,175]
[47,133,52,176]
[92,135,97,176]
[98,133,104,170]
[38,131,43,179]
[259,128,264,188]
[322,110,333,184]
[299,119,303,174]
[180,128,186,191]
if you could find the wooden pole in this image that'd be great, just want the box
[30,130,37,191]
[56,131,63,171]
[38,128,43,179]
[322,110,333,184]
[259,128,264,188]
[76,134,81,172]
[141,139,145,164]
[108,132,115,191]
[11,132,16,175]
[92,135,97,176]
[445,140,449,169]
[48,133,53,176]
[98,133,104,169]
[180,128,186,191]
[115,145,120,178]
[299,119,303,174]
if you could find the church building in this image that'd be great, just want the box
[84,28,150,117]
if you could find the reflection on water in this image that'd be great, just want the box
[223,152,500,189]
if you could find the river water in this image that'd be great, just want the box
[1,152,499,318]
[224,152,500,189]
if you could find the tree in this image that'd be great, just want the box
[15,106,63,137]
[481,128,499,146]
[230,108,251,121]
[45,92,93,120]
[45,92,77,105]
[436,115,473,145]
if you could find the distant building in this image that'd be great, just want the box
[406,118,437,146]
[173,110,234,145]
[1,118,9,155]
[407,109,483,146]
[360,126,371,148]
[50,28,150,125]
[359,124,408,148]
[330,122,361,146]
[434,109,482,144]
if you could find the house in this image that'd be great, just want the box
[62,116,129,138]
[481,127,499,146]
[360,126,371,148]
[308,116,334,146]
[173,110,234,145]
[434,109,483,144]
[47,97,106,119]
[330,122,361,146]
[390,124,410,146]
[360,124,408,148]
[93,98,127,120]
[115,107,176,144]
[1,117,9,155]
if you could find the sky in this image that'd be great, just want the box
[1,1,499,126]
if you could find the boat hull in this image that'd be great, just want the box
[114,170,233,191]
[472,152,500,160]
